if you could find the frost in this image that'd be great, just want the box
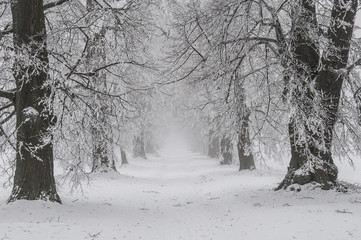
[22,107,39,124]
[41,135,52,146]
[22,107,39,118]
[294,168,306,176]
[18,141,24,160]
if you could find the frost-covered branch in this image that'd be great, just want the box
[0,89,15,101]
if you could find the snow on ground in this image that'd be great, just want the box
[0,146,361,239]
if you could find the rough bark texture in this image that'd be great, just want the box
[277,0,357,190]
[8,0,60,203]
[207,130,220,158]
[133,132,147,159]
[220,136,232,165]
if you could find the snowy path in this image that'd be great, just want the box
[0,151,361,240]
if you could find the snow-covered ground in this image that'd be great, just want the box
[0,146,361,240]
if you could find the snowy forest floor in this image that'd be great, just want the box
[1,150,361,240]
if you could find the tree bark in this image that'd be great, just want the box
[277,0,357,190]
[8,0,60,203]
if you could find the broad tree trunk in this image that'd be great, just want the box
[277,0,357,190]
[133,131,147,159]
[220,136,232,165]
[207,130,220,158]
[8,0,60,202]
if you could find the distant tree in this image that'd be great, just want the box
[85,0,116,172]
[220,136,232,165]
[46,0,158,174]
[207,129,220,158]
[168,0,256,169]
[133,131,147,158]
[121,149,129,165]
[234,75,255,170]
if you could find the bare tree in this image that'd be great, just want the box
[7,0,61,202]
[167,0,256,169]
[277,0,358,189]
[168,0,360,186]
[46,0,158,174]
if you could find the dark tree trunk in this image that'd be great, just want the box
[207,130,220,158]
[121,149,128,165]
[220,136,232,165]
[133,132,147,159]
[237,108,255,170]
[277,0,357,190]
[8,0,60,203]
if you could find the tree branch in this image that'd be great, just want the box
[43,0,69,10]
[0,110,15,125]
[0,102,14,112]
[0,89,15,101]
[346,58,361,74]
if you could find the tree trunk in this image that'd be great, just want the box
[88,51,115,172]
[234,73,255,170]
[207,130,220,158]
[277,0,357,190]
[145,132,156,154]
[91,115,116,172]
[8,0,60,203]
[220,136,232,165]
[86,0,115,172]
[121,149,129,165]
[133,131,147,159]
[237,108,255,170]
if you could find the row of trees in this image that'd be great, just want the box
[0,0,163,202]
[168,0,360,190]
[0,0,360,203]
